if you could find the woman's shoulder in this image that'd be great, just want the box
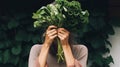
[72,45,88,67]
[30,44,43,52]
[31,44,42,48]
[73,44,88,52]
[72,44,88,57]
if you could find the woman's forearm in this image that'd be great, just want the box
[62,44,75,67]
[38,44,50,67]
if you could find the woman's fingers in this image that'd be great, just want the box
[58,28,69,34]
[50,34,57,39]
[48,30,57,39]
[46,25,57,38]
[46,29,57,40]
[46,26,69,40]
[58,28,69,36]
[47,25,57,31]
[44,26,57,45]
[48,30,57,36]
[46,29,56,35]
[58,32,66,40]
[58,28,69,41]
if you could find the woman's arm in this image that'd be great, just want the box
[62,44,75,67]
[58,28,78,67]
[28,45,41,67]
[58,28,85,67]
[35,56,48,67]
[38,25,57,67]
[62,45,85,67]
[38,44,50,67]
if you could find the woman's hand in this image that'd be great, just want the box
[38,25,57,67]
[58,28,75,66]
[57,28,70,46]
[44,25,57,47]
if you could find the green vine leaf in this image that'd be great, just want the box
[11,45,22,55]
[105,40,112,47]
[0,51,3,63]
[3,49,10,64]
[91,38,105,49]
[32,35,40,43]
[15,30,28,41]
[10,56,19,65]
[8,20,19,29]
[0,42,5,49]
[105,55,114,64]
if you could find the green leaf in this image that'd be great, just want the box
[11,45,21,55]
[34,21,42,28]
[15,30,28,41]
[8,20,19,29]
[19,59,28,67]
[89,17,106,30]
[32,35,40,43]
[0,42,5,49]
[9,56,19,65]
[0,51,3,63]
[105,24,115,35]
[22,45,31,56]
[105,40,112,47]
[91,37,105,49]
[1,24,8,31]
[3,50,10,64]
[106,55,114,64]
[0,31,7,40]
[27,34,34,42]
[5,40,12,48]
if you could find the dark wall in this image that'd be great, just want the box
[0,0,54,13]
[108,0,120,17]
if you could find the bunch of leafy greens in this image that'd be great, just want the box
[32,0,89,63]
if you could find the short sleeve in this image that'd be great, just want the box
[73,45,88,67]
[28,44,42,67]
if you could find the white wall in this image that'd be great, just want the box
[108,27,120,67]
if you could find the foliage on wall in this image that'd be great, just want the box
[0,0,117,67]
[81,12,114,67]
[0,13,37,67]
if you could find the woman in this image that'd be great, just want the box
[28,25,88,67]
